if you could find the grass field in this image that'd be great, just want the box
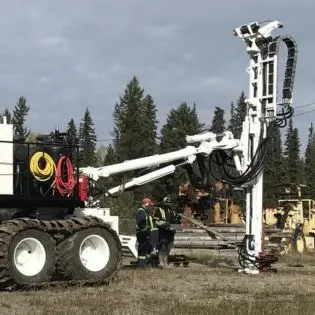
[1,250,315,315]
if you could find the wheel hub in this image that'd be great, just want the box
[296,236,305,253]
[79,234,110,272]
[13,237,46,277]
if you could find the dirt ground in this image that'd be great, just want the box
[1,249,315,315]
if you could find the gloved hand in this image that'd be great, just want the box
[155,220,166,227]
[160,222,171,229]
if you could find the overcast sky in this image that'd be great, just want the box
[0,0,314,153]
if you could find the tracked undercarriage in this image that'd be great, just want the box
[0,216,122,291]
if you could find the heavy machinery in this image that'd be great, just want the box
[264,185,315,254]
[0,125,123,290]
[178,180,243,226]
[0,19,297,290]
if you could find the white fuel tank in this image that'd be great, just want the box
[0,117,13,195]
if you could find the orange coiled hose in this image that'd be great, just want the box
[55,155,76,196]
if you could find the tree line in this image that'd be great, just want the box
[1,77,314,216]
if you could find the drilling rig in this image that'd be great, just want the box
[0,19,297,290]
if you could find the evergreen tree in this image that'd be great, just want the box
[113,76,158,161]
[305,123,313,167]
[304,123,315,196]
[210,106,225,134]
[67,118,78,158]
[160,102,202,152]
[109,76,158,198]
[0,108,12,124]
[12,96,30,138]
[263,126,286,207]
[284,118,301,186]
[78,108,97,167]
[103,144,116,166]
[229,102,234,121]
[140,94,159,156]
[67,118,77,142]
[157,102,203,197]
[228,91,247,138]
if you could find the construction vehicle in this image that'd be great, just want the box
[264,185,315,254]
[0,19,297,290]
[178,180,243,226]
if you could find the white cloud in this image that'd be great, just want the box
[145,23,183,38]
[39,76,50,83]
[38,37,62,47]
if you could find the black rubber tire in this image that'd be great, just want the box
[8,229,56,286]
[56,227,121,281]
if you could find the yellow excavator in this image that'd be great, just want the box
[264,185,315,254]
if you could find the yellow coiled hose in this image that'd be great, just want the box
[29,152,56,181]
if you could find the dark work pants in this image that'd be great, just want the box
[159,230,175,254]
[136,231,151,268]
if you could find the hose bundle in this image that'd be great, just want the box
[208,123,274,186]
[29,152,56,182]
[55,155,76,196]
[29,152,76,196]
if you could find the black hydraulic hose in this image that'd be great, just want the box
[208,122,275,186]
[184,155,211,189]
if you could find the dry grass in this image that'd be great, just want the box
[1,251,315,315]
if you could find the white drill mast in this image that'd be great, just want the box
[233,21,297,273]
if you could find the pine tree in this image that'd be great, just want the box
[0,108,12,124]
[304,123,315,196]
[210,106,225,134]
[284,118,301,186]
[67,118,77,142]
[229,102,234,122]
[160,102,203,152]
[157,102,203,197]
[228,92,247,138]
[67,118,78,158]
[113,76,146,160]
[103,144,116,166]
[78,108,97,167]
[112,77,158,159]
[305,123,313,167]
[139,94,159,156]
[109,76,158,198]
[263,126,286,206]
[12,96,30,138]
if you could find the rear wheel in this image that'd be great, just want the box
[8,229,56,285]
[292,230,306,254]
[56,227,121,281]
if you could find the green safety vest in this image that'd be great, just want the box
[136,208,158,232]
[153,207,167,223]
[159,207,166,221]
[149,215,158,232]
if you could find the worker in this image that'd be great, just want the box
[135,197,157,268]
[153,196,179,268]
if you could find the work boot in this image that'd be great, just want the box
[163,254,171,269]
[158,253,165,269]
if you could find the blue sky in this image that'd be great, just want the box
[0,0,314,153]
